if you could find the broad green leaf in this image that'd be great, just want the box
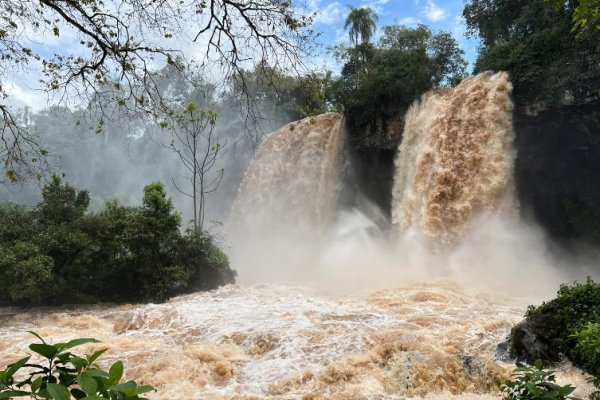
[108,361,123,385]
[29,343,58,359]
[70,356,88,372]
[46,383,71,400]
[111,380,135,393]
[31,376,43,392]
[70,388,86,399]
[127,385,155,396]
[86,349,107,366]
[5,356,30,380]
[77,373,98,396]
[85,368,110,379]
[56,338,100,352]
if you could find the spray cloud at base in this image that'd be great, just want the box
[226,72,593,298]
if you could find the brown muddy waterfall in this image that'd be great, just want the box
[230,112,345,232]
[1,73,593,399]
[392,72,517,248]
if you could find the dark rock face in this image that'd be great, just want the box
[508,315,563,364]
[514,103,600,246]
[346,148,396,220]
[344,101,600,247]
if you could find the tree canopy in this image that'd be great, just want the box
[344,6,378,45]
[331,23,466,140]
[464,0,600,110]
[1,0,315,183]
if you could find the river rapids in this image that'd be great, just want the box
[1,72,597,399]
[0,282,593,399]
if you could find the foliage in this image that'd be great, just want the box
[547,0,600,32]
[344,6,378,45]
[0,177,236,306]
[524,278,600,375]
[0,332,154,399]
[498,362,580,400]
[572,323,600,399]
[331,23,466,139]
[229,62,336,127]
[1,0,315,183]
[463,0,600,109]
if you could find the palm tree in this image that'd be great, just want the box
[344,6,378,46]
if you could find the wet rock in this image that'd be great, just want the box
[508,315,562,364]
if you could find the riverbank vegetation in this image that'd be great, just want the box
[0,177,235,306]
[508,279,600,399]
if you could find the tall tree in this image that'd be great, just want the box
[331,23,466,135]
[0,0,315,183]
[344,6,378,45]
[168,103,224,233]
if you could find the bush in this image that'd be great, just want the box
[498,362,579,400]
[0,332,154,399]
[522,278,600,375]
[0,177,236,306]
[572,323,600,400]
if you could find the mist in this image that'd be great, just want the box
[225,72,599,302]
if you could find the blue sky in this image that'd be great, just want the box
[307,0,480,71]
[7,1,481,111]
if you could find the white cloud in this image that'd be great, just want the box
[313,2,344,25]
[398,16,419,25]
[5,82,47,112]
[360,0,390,15]
[421,0,447,22]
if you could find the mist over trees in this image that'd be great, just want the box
[0,0,315,183]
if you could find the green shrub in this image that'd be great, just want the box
[572,323,600,400]
[0,332,154,399]
[498,362,579,400]
[0,177,236,306]
[524,278,600,374]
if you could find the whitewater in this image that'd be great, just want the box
[1,72,597,398]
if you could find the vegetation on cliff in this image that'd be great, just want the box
[510,278,600,377]
[464,0,600,110]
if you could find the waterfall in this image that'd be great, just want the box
[392,72,518,248]
[229,113,345,234]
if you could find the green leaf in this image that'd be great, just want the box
[127,384,154,396]
[108,361,123,385]
[56,338,100,352]
[70,388,86,399]
[70,356,88,372]
[0,390,30,398]
[77,373,98,396]
[5,356,30,380]
[86,349,107,366]
[111,380,135,393]
[29,343,59,359]
[27,331,47,344]
[85,368,110,379]
[46,383,71,400]
[31,376,43,392]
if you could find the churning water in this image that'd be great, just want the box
[2,282,593,399]
[1,73,596,399]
